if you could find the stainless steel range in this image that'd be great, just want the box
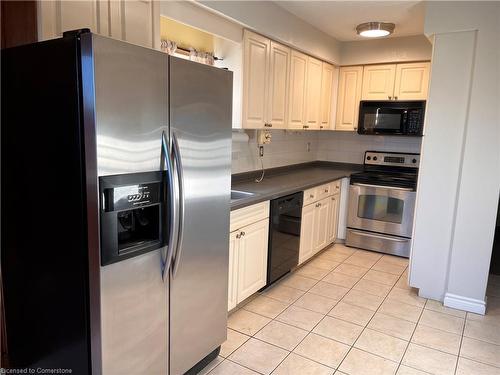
[346,151,420,258]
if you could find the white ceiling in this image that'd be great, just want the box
[274,1,425,42]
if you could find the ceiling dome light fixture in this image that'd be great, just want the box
[356,22,395,38]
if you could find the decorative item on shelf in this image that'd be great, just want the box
[160,39,221,66]
[160,39,177,54]
[189,48,215,66]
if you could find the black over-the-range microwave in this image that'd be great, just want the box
[357,100,426,136]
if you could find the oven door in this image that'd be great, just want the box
[347,183,416,238]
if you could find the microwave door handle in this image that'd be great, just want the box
[171,131,185,279]
[161,131,178,280]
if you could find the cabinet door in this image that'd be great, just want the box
[267,41,290,129]
[109,0,159,49]
[237,219,269,303]
[313,197,330,254]
[361,64,396,100]
[335,66,363,131]
[319,63,334,129]
[394,62,430,100]
[305,56,323,129]
[38,1,100,40]
[242,31,271,129]
[328,194,340,244]
[228,231,239,311]
[299,203,315,264]
[287,50,308,129]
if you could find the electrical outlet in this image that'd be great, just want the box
[259,146,264,157]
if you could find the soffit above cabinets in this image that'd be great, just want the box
[274,1,425,42]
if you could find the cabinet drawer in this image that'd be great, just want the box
[230,201,270,232]
[316,183,332,200]
[303,186,318,206]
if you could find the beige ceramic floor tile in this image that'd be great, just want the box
[317,250,350,263]
[271,352,334,375]
[229,338,289,375]
[411,324,461,355]
[372,261,407,276]
[262,284,305,304]
[322,271,360,288]
[467,297,500,328]
[209,359,260,375]
[243,295,289,319]
[276,305,324,331]
[419,309,465,334]
[363,269,399,286]
[378,299,423,323]
[279,274,318,292]
[293,333,350,369]
[380,254,409,267]
[395,275,412,291]
[313,316,363,345]
[338,348,398,375]
[464,319,500,345]
[341,289,384,311]
[254,320,308,351]
[331,244,357,256]
[425,299,467,318]
[307,257,341,271]
[328,301,376,326]
[334,263,370,278]
[396,365,430,375]
[402,343,458,375]
[352,249,383,260]
[309,281,350,300]
[293,292,338,314]
[456,357,500,375]
[388,288,427,308]
[354,328,408,362]
[344,254,379,268]
[220,329,250,358]
[352,279,392,298]
[227,309,271,335]
[460,337,500,367]
[199,356,224,375]
[368,313,416,340]
[295,263,331,280]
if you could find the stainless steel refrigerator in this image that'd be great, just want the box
[1,30,232,374]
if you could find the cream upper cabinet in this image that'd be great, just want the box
[267,42,291,129]
[37,0,160,49]
[305,56,323,129]
[228,231,239,311]
[327,194,340,244]
[394,62,431,100]
[335,66,363,131]
[236,219,269,303]
[242,31,271,129]
[361,64,397,100]
[287,50,308,130]
[319,63,335,129]
[299,203,315,264]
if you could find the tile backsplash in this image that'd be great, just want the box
[231,130,422,174]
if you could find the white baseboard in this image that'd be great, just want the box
[444,293,486,315]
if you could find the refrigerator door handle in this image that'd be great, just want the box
[161,131,178,280]
[171,131,185,278]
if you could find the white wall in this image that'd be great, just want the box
[410,1,500,314]
[340,35,432,66]
[198,0,341,64]
[317,132,422,164]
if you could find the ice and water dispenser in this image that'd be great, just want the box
[99,171,167,266]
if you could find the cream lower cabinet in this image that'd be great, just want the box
[228,201,270,311]
[299,181,341,264]
[37,0,160,49]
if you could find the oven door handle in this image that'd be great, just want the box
[349,230,410,243]
[352,183,414,192]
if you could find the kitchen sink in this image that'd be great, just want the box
[231,190,255,202]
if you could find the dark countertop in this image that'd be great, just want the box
[231,161,363,211]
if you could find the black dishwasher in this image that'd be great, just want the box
[267,192,303,286]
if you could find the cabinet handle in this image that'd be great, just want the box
[309,194,314,198]
[236,234,241,239]
[324,189,329,192]
[240,231,245,236]
[394,96,398,100]
[353,126,358,131]
[388,96,392,100]
[264,123,272,128]
[320,126,323,129]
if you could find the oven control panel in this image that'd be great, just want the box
[365,152,420,168]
